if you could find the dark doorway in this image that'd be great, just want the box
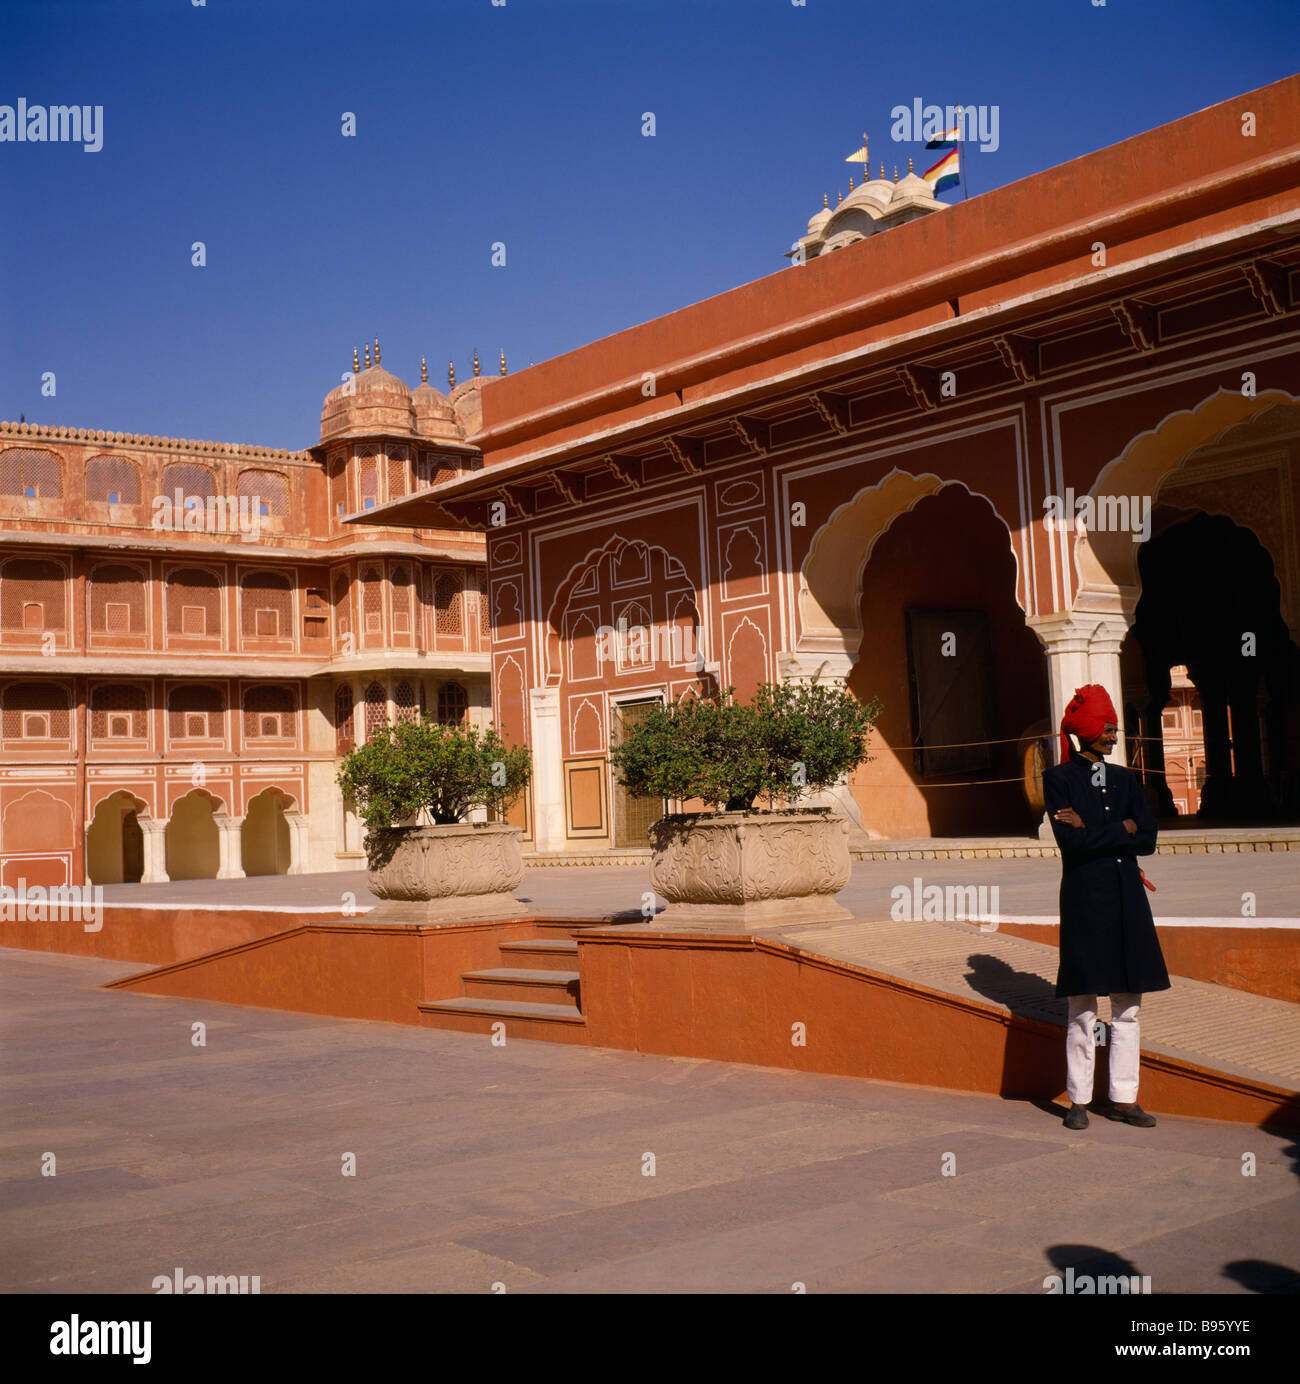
[1129,512,1298,821]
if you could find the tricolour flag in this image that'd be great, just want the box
[925,124,961,151]
[923,146,960,193]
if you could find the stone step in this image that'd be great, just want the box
[498,937,580,970]
[416,995,589,1045]
[462,966,581,1007]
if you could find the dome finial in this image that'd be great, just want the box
[836,189,842,206]
[364,343,372,369]
[847,172,853,191]
[822,192,828,209]
[499,348,507,376]
[879,162,885,181]
[893,165,899,182]
[373,336,381,366]
[352,346,360,374]
[448,359,456,389]
[472,347,480,378]
[420,355,428,384]
[909,156,914,173]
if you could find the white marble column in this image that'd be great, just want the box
[1087,615,1132,765]
[1026,613,1094,764]
[215,815,246,879]
[284,811,310,875]
[1028,611,1133,764]
[140,818,169,884]
[528,685,565,852]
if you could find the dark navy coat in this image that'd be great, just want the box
[1043,751,1171,998]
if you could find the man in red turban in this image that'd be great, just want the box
[1044,684,1170,1131]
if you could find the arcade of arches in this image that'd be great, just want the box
[84,787,308,885]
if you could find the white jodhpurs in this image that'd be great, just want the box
[1066,993,1143,1105]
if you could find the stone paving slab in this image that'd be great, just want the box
[2,946,1297,1295]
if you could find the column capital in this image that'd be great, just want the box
[528,685,560,714]
[778,649,854,685]
[1025,611,1092,652]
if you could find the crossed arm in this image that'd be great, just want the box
[1045,766,1157,854]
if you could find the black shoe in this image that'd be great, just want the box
[1105,1102,1157,1127]
[1063,1103,1090,1130]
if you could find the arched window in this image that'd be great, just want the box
[391,565,413,635]
[168,684,225,740]
[362,566,383,635]
[329,453,348,521]
[475,570,491,639]
[237,469,289,519]
[86,455,142,505]
[165,567,221,636]
[335,684,354,754]
[332,570,351,644]
[438,682,467,727]
[364,681,387,738]
[386,448,408,500]
[240,571,292,639]
[357,453,380,511]
[2,681,71,738]
[90,684,148,739]
[161,462,216,499]
[89,563,147,633]
[1,558,66,631]
[243,685,296,740]
[0,448,63,499]
[394,680,417,723]
[434,569,464,636]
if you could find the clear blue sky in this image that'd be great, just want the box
[2,0,1296,451]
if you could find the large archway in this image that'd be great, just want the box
[165,790,221,880]
[1126,511,1297,821]
[86,791,146,884]
[241,789,293,876]
[846,484,1047,837]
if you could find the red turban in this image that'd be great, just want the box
[1059,684,1118,762]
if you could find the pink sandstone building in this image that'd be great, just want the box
[0,350,491,886]
[3,76,1299,882]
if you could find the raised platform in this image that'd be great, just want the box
[87,904,1300,1132]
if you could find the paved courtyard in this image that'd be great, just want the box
[2,947,1297,1294]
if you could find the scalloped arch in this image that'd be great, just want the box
[798,470,1021,657]
[544,535,693,685]
[1072,388,1297,609]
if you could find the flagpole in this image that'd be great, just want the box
[958,104,969,201]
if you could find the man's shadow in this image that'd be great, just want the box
[964,953,1084,1112]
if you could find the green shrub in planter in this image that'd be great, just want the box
[337,718,531,830]
[608,682,880,812]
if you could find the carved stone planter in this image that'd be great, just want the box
[365,823,529,924]
[648,809,852,931]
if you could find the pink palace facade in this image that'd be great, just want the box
[2,76,1299,883]
[0,355,492,886]
[367,78,1300,854]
